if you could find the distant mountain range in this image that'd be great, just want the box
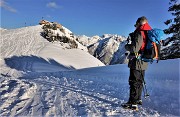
[76,34,127,65]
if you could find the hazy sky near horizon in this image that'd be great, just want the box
[1,0,172,37]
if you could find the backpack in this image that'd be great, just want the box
[142,28,164,60]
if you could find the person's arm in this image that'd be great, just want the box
[125,31,143,53]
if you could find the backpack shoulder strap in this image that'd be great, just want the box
[140,31,148,52]
[140,31,146,39]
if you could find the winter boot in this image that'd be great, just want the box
[121,101,131,109]
[121,102,139,111]
[136,100,142,105]
[131,104,138,111]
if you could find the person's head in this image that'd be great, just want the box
[134,16,148,28]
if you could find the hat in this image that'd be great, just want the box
[134,16,148,27]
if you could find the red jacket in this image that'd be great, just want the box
[137,23,152,52]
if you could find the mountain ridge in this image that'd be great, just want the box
[0,25,105,72]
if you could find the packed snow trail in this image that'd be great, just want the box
[0,71,160,116]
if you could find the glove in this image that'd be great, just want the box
[137,55,142,60]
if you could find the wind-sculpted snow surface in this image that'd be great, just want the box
[0,25,104,70]
[0,26,179,116]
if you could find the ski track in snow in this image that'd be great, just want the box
[0,74,161,117]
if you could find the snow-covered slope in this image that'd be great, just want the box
[77,34,127,65]
[0,25,104,73]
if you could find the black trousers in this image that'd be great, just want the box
[128,69,145,104]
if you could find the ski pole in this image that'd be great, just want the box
[143,80,149,98]
[136,57,150,99]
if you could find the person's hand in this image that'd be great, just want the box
[137,54,142,59]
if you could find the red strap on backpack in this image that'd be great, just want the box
[140,31,147,52]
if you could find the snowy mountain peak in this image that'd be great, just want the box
[0,24,104,73]
[81,34,128,65]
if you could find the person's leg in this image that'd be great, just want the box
[122,69,139,110]
[128,69,138,104]
[129,69,144,104]
[137,70,145,101]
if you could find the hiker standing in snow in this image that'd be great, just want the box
[122,16,152,110]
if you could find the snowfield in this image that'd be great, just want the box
[0,25,179,116]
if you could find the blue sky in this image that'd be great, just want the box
[0,0,172,37]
